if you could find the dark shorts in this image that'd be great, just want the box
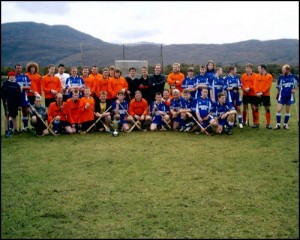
[253,96,271,107]
[242,95,256,105]
[45,98,56,107]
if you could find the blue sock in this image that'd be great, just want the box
[276,113,281,125]
[53,120,60,132]
[284,114,290,124]
[22,117,28,128]
[238,115,242,123]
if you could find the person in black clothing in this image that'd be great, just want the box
[1,71,22,137]
[136,66,151,104]
[149,64,166,103]
[94,91,112,132]
[125,67,139,101]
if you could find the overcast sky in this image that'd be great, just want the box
[1,1,299,45]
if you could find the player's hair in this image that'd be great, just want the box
[173,63,180,68]
[35,96,43,102]
[173,89,180,95]
[206,60,215,69]
[245,63,253,69]
[56,93,63,99]
[102,67,109,72]
[183,89,190,94]
[58,64,65,68]
[128,67,136,72]
[15,63,22,69]
[109,66,115,70]
[200,65,206,69]
[115,68,122,75]
[72,89,80,95]
[259,64,267,70]
[187,67,194,72]
[100,91,107,96]
[216,67,222,72]
[117,90,125,95]
[218,92,226,98]
[228,66,235,73]
[135,90,142,95]
[283,64,291,72]
[155,92,162,96]
[48,64,55,69]
[26,62,39,73]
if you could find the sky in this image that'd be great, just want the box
[1,1,299,45]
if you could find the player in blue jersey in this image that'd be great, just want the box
[209,67,225,104]
[150,92,170,131]
[169,89,186,130]
[274,64,299,130]
[181,67,197,98]
[205,60,216,83]
[195,65,209,99]
[1,71,22,137]
[195,88,217,134]
[180,89,197,132]
[224,66,243,128]
[66,67,85,99]
[111,91,130,132]
[15,63,31,132]
[212,92,237,135]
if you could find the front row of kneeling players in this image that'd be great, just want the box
[26,87,237,137]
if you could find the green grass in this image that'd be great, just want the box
[1,84,299,238]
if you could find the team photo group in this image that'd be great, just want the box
[2,60,299,138]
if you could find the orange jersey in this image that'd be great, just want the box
[89,73,103,97]
[64,98,81,124]
[254,73,273,96]
[41,74,62,99]
[26,72,42,96]
[108,77,128,99]
[48,102,67,122]
[99,77,112,99]
[128,98,149,116]
[167,72,185,92]
[240,72,257,96]
[81,75,96,96]
[79,96,95,123]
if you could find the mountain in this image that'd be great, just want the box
[1,22,299,68]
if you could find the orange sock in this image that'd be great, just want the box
[266,112,271,125]
[254,111,259,124]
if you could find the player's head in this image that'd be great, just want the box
[206,60,215,71]
[182,89,191,100]
[199,65,206,74]
[245,63,253,74]
[163,89,170,99]
[172,63,180,73]
[155,92,162,102]
[201,88,208,98]
[117,90,125,100]
[72,89,80,101]
[172,89,180,99]
[115,68,122,78]
[34,96,43,107]
[187,67,194,77]
[84,88,91,97]
[55,93,63,103]
[134,90,142,101]
[217,92,226,103]
[100,91,107,101]
[282,64,291,75]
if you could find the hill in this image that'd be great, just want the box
[1,22,299,67]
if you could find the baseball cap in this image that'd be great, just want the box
[8,71,16,77]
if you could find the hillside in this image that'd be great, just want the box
[1,22,299,67]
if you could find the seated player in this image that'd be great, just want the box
[64,89,82,133]
[127,90,151,131]
[95,91,112,132]
[29,96,49,137]
[48,93,67,134]
[169,89,186,130]
[212,92,237,135]
[150,92,170,131]
[79,88,95,132]
[111,91,130,132]
[179,89,197,132]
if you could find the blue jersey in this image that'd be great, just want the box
[212,101,235,118]
[277,74,299,104]
[209,75,225,103]
[150,101,169,115]
[170,96,186,112]
[182,76,196,98]
[112,100,129,120]
[16,73,31,106]
[205,70,215,84]
[184,97,197,114]
[194,74,209,98]
[196,96,213,118]
[66,75,85,98]
[224,74,242,105]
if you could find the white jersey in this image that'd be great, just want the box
[55,72,70,89]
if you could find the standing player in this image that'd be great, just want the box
[1,71,22,137]
[15,63,31,132]
[224,66,243,128]
[66,67,85,99]
[209,67,225,104]
[194,65,209,99]
[240,63,257,126]
[25,62,42,105]
[181,67,197,98]
[274,64,299,130]
[167,63,185,93]
[55,64,70,101]
[253,64,273,129]
[149,64,166,102]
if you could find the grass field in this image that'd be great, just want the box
[1,84,299,238]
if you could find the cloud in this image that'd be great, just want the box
[13,1,71,15]
[118,29,161,41]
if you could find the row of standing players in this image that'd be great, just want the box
[2,61,299,137]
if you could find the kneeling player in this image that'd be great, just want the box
[150,92,170,131]
[213,92,237,135]
[111,91,130,132]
